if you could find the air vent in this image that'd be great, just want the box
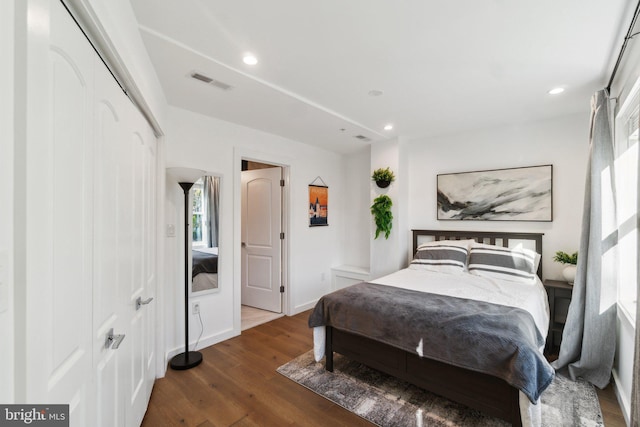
[354,135,372,142]
[190,72,234,91]
[191,72,213,83]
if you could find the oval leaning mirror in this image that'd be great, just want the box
[190,175,221,295]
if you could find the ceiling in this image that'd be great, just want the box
[130,0,633,154]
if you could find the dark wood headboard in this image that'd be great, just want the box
[412,229,544,279]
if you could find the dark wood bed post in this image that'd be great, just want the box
[325,326,333,372]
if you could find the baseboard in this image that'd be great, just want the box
[293,299,318,315]
[612,369,631,426]
[164,328,237,369]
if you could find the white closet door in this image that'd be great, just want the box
[93,50,128,427]
[142,121,157,416]
[124,99,157,427]
[25,2,95,425]
[24,2,157,426]
[93,27,157,427]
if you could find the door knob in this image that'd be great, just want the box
[136,296,154,311]
[105,328,125,350]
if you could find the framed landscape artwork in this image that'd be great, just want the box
[309,185,328,226]
[437,165,553,221]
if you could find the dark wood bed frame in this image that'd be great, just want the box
[325,229,544,427]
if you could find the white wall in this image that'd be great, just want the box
[614,311,634,423]
[341,147,371,269]
[370,138,410,278]
[0,0,15,404]
[405,113,590,281]
[162,106,346,360]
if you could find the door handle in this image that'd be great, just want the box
[241,242,246,248]
[136,296,154,311]
[105,328,125,350]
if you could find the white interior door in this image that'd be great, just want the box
[241,167,282,313]
[126,99,157,427]
[94,49,127,427]
[94,48,157,427]
[25,2,156,426]
[24,3,96,425]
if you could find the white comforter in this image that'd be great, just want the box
[372,267,549,338]
[312,267,550,427]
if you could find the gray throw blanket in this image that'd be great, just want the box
[308,282,554,403]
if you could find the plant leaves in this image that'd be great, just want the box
[371,195,393,239]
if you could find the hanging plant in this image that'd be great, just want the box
[371,167,395,188]
[370,195,393,239]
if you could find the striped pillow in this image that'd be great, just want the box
[411,241,470,274]
[468,243,538,284]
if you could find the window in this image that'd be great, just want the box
[191,179,208,249]
[614,80,639,321]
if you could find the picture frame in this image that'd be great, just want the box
[437,164,552,221]
[309,184,328,226]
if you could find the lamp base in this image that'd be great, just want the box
[169,351,203,370]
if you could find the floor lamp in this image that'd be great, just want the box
[169,170,204,370]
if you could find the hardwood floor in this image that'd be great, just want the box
[597,384,628,427]
[142,311,628,427]
[142,311,370,426]
[241,305,284,331]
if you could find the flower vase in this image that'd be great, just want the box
[562,265,576,285]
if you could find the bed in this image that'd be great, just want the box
[308,229,553,427]
[192,247,218,292]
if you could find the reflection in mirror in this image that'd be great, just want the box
[191,175,220,294]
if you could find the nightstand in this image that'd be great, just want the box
[543,279,573,355]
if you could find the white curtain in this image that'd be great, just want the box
[552,90,618,388]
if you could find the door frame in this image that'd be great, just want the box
[233,148,290,334]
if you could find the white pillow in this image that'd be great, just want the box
[411,239,474,274]
[467,242,538,284]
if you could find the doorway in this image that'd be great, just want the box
[240,160,287,330]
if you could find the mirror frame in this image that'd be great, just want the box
[189,173,222,297]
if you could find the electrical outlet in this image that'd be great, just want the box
[192,302,200,315]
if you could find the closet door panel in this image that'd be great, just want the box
[25,1,94,425]
[125,103,157,427]
[25,3,158,427]
[127,130,148,425]
[143,129,157,406]
[93,54,127,427]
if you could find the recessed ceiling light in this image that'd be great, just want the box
[368,90,384,97]
[384,124,393,131]
[243,54,258,65]
[548,87,565,95]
